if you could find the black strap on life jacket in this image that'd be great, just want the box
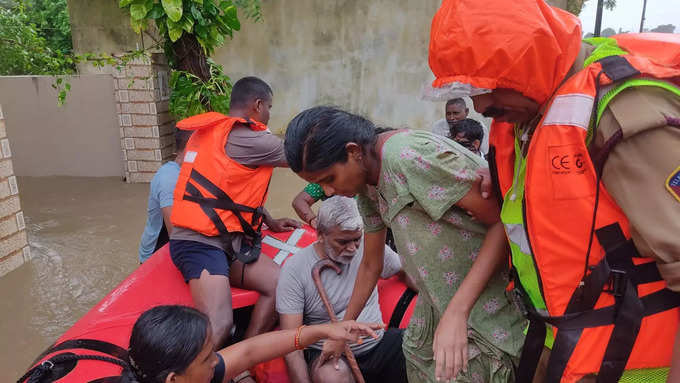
[486,145,505,208]
[19,339,130,383]
[31,339,129,366]
[183,168,268,264]
[387,287,418,329]
[514,296,547,383]
[515,223,680,383]
[589,55,640,175]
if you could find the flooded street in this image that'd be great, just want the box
[0,170,305,382]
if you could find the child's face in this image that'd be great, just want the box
[454,132,480,154]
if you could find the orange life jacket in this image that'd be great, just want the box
[489,34,680,382]
[171,112,274,250]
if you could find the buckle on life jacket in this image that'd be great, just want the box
[604,269,627,297]
[235,234,262,265]
[516,222,680,383]
[184,169,265,242]
[511,286,530,316]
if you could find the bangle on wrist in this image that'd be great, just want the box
[233,370,252,382]
[295,325,306,350]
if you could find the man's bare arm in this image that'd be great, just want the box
[161,206,174,236]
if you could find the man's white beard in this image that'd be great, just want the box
[323,241,356,265]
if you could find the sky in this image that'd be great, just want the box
[578,0,680,35]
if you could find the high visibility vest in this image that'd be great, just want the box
[171,112,273,244]
[491,35,680,383]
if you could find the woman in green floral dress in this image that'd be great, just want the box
[284,106,526,382]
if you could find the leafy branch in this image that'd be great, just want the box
[169,59,231,119]
[118,0,263,118]
[567,0,617,16]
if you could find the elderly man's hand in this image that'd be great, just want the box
[318,339,346,370]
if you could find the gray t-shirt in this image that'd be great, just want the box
[171,124,286,252]
[276,241,402,355]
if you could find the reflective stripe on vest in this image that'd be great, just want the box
[504,223,531,254]
[542,93,594,131]
[500,129,547,316]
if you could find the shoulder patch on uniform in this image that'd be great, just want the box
[666,166,680,203]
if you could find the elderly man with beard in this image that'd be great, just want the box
[276,196,411,383]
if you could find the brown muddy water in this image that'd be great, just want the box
[0,170,306,382]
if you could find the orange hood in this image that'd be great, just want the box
[429,0,582,105]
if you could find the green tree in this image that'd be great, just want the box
[567,0,616,16]
[0,0,17,8]
[24,0,74,56]
[0,4,73,75]
[651,24,676,33]
[601,27,616,37]
[119,0,263,119]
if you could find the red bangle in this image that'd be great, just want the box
[295,325,306,350]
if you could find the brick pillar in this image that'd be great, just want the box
[114,53,176,183]
[0,105,31,277]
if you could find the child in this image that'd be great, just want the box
[450,118,485,156]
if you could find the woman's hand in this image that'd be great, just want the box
[433,311,469,382]
[312,321,383,369]
[320,320,383,343]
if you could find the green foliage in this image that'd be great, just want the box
[119,0,262,118]
[651,24,675,33]
[119,0,259,56]
[234,0,261,22]
[0,3,147,104]
[567,0,617,16]
[0,4,73,75]
[24,0,73,56]
[169,59,232,120]
[601,27,616,37]
[0,0,81,104]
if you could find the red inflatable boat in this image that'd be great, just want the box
[19,227,417,383]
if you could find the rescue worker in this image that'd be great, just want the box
[426,0,680,382]
[169,76,301,383]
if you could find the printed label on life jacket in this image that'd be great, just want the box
[549,144,594,200]
[184,151,198,163]
[666,166,680,203]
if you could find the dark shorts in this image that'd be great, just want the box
[304,328,407,383]
[169,239,231,283]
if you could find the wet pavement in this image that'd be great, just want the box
[0,170,305,382]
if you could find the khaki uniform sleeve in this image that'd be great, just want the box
[225,126,287,167]
[597,86,680,290]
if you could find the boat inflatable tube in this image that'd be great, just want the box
[20,226,416,383]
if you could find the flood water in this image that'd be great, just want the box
[0,170,306,382]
